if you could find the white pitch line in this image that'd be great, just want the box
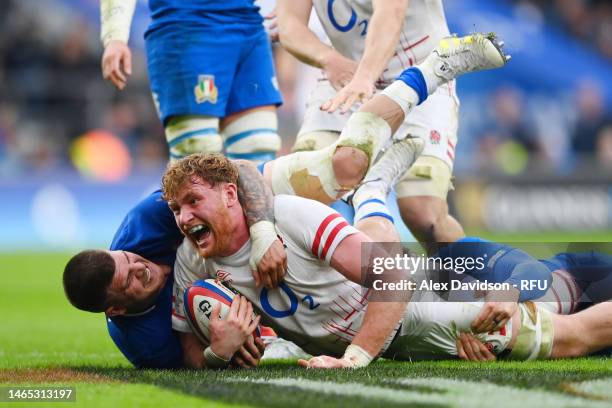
[565,378,612,400]
[233,377,608,408]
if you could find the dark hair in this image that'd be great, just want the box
[63,250,116,313]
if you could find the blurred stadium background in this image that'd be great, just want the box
[1,0,611,250]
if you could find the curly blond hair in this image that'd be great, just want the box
[162,153,238,200]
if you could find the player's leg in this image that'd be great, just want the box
[549,302,612,358]
[292,79,342,152]
[351,137,424,242]
[221,106,281,165]
[394,82,464,253]
[265,32,509,203]
[222,29,282,165]
[165,115,222,160]
[145,26,237,160]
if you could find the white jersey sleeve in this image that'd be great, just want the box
[274,195,359,265]
[172,239,213,333]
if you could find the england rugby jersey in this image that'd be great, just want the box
[313,0,450,86]
[173,195,400,357]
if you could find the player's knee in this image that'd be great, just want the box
[399,197,447,238]
[223,110,281,164]
[332,146,368,188]
[165,116,222,160]
[292,131,339,152]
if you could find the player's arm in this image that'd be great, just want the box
[472,252,553,333]
[304,231,409,368]
[234,160,287,289]
[100,0,136,90]
[323,0,409,113]
[277,0,358,90]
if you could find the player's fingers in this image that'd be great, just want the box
[340,93,360,114]
[471,310,488,332]
[461,333,480,361]
[456,337,468,361]
[248,315,261,335]
[262,269,273,289]
[298,359,310,368]
[255,337,266,354]
[122,52,132,76]
[252,269,261,287]
[229,295,240,318]
[237,296,248,322]
[477,339,496,361]
[233,354,248,369]
[244,337,262,361]
[109,73,126,90]
[238,345,258,367]
[212,302,223,321]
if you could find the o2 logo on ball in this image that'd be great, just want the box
[327,0,368,36]
[198,300,212,319]
[259,283,320,318]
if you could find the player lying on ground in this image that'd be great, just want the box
[63,161,287,368]
[165,154,612,369]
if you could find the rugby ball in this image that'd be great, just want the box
[183,279,260,345]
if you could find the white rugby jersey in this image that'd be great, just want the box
[313,0,450,86]
[172,195,401,357]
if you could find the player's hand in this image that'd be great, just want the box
[471,287,520,333]
[298,355,353,369]
[101,40,132,91]
[251,238,287,289]
[321,53,359,92]
[209,296,261,360]
[321,74,375,114]
[264,8,279,43]
[232,336,266,369]
[456,332,496,362]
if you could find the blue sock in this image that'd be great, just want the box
[396,67,428,105]
[354,198,394,224]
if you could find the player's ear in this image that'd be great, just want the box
[223,183,239,207]
[105,306,127,316]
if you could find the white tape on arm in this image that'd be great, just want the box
[342,344,374,368]
[100,0,137,47]
[203,346,230,369]
[249,221,278,271]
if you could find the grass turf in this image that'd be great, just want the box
[1,250,611,407]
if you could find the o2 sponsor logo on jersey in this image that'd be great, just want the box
[259,283,320,318]
[327,0,368,36]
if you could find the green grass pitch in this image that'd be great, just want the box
[1,246,611,407]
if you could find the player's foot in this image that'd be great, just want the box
[351,137,425,209]
[418,32,510,91]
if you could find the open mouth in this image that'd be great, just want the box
[188,224,211,246]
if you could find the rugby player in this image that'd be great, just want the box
[167,154,612,369]
[100,0,282,163]
[277,0,477,252]
[63,161,285,368]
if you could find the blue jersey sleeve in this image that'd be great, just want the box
[107,190,185,368]
[445,237,553,301]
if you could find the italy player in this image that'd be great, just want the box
[165,154,612,368]
[277,0,477,252]
[100,0,282,163]
[63,161,286,368]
